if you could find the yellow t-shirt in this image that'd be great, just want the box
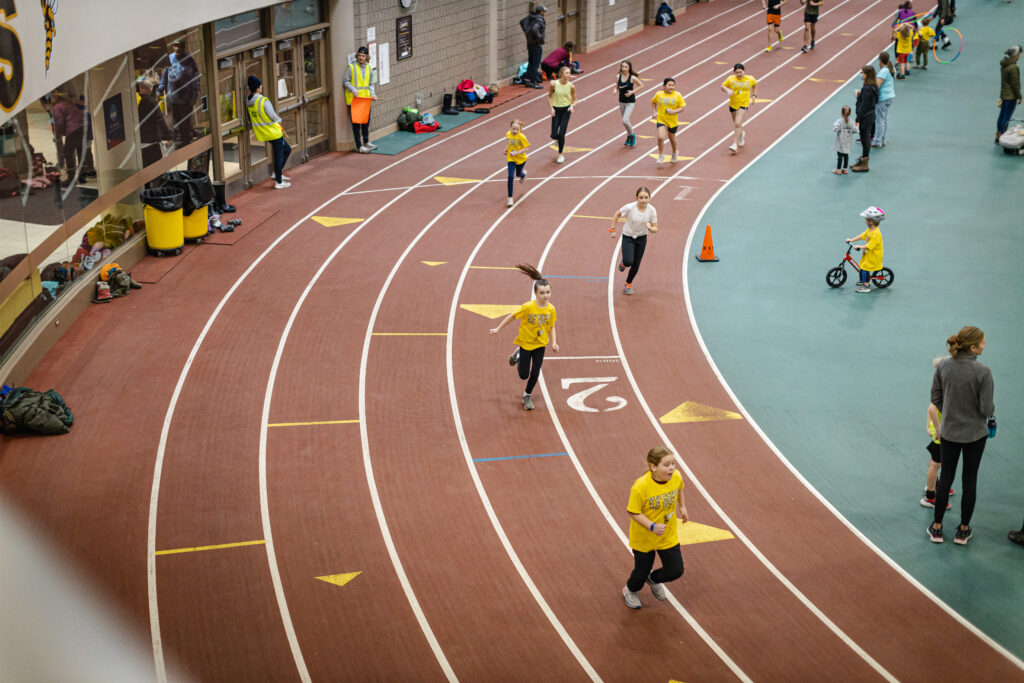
[855,228,884,271]
[506,131,529,163]
[513,300,556,350]
[651,90,686,128]
[722,75,757,109]
[627,470,684,552]
[896,31,914,54]
[918,26,936,43]
[928,409,942,444]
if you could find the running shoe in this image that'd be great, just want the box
[928,525,944,543]
[1009,530,1024,547]
[624,283,634,295]
[953,527,973,545]
[739,131,745,147]
[841,169,849,174]
[656,155,664,169]
[646,575,667,601]
[509,348,520,366]
[556,154,565,164]
[519,170,527,184]
[522,393,535,411]
[671,153,678,163]
[274,181,291,189]
[364,142,378,151]
[801,45,809,53]
[920,496,951,510]
[810,40,815,49]
[622,586,642,609]
[833,169,843,175]
[728,144,737,153]
[778,31,784,42]
[765,45,773,53]
[856,284,871,293]
[358,145,372,154]
[618,261,625,272]
[624,135,631,146]
[629,134,637,147]
[506,197,514,208]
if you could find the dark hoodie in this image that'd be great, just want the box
[1000,56,1021,102]
[856,83,879,123]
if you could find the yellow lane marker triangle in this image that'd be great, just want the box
[460,304,521,319]
[677,520,735,546]
[648,154,695,161]
[659,401,742,423]
[312,216,364,227]
[548,145,593,152]
[421,261,447,266]
[434,176,479,185]
[316,571,361,588]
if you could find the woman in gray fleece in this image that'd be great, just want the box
[927,326,995,545]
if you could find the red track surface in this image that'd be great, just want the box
[4,1,1023,681]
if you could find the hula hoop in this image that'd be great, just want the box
[890,10,934,27]
[932,27,963,64]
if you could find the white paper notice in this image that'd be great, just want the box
[378,43,390,85]
[367,27,376,43]
[369,42,377,69]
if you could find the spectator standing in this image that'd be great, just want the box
[872,52,896,147]
[157,41,201,148]
[246,76,291,189]
[520,5,547,89]
[913,17,936,70]
[997,45,1022,144]
[832,105,855,174]
[136,79,173,168]
[800,0,823,52]
[52,92,95,178]
[344,46,377,153]
[851,65,878,172]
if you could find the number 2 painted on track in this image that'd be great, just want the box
[560,377,627,413]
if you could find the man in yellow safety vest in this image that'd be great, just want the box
[246,75,291,189]
[344,46,377,153]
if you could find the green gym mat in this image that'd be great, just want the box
[370,110,488,156]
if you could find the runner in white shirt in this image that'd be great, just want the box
[609,187,659,295]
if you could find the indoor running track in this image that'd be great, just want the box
[4,1,1023,682]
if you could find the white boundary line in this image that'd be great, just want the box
[142,3,807,680]
[679,20,1024,683]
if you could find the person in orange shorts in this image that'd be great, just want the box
[764,0,786,52]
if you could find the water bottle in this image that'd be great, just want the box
[987,417,997,439]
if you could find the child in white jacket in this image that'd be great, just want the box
[832,105,856,174]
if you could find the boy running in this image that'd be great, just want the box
[764,0,786,52]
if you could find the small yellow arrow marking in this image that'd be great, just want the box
[637,134,655,139]
[841,32,854,36]
[316,571,361,588]
[156,540,265,556]
[268,419,359,427]
[648,154,695,161]
[782,46,795,50]
[421,261,447,266]
[714,61,728,65]
[808,77,846,83]
[312,216,364,227]
[677,520,735,546]
[434,176,479,185]
[659,401,742,423]
[793,66,808,70]
[753,98,772,103]
[548,145,592,153]
[460,304,521,319]
[572,214,616,220]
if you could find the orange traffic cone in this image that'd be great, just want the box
[696,224,718,262]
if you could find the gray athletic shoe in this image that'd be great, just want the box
[646,575,667,601]
[622,586,642,609]
[522,393,535,411]
[509,348,520,366]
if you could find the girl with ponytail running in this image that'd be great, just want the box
[489,265,559,411]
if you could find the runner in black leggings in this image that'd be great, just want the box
[609,187,659,296]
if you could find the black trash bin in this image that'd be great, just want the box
[139,187,184,256]
[157,171,215,243]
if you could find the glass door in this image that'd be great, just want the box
[242,54,270,183]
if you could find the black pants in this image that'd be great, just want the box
[836,152,848,169]
[627,544,684,593]
[169,99,194,147]
[141,143,163,167]
[550,106,571,153]
[517,345,546,395]
[859,118,874,159]
[621,234,647,284]
[525,43,543,84]
[62,127,95,173]
[541,61,565,80]
[934,436,987,527]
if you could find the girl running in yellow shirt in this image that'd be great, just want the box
[489,264,559,411]
[623,446,688,609]
[721,63,758,153]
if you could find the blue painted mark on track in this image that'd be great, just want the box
[473,451,569,463]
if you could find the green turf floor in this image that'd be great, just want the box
[369,110,488,155]
[689,1,1024,659]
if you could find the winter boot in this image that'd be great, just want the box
[850,156,869,172]
[213,181,236,213]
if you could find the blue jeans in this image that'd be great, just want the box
[872,98,892,145]
[997,99,1017,136]
[270,137,291,183]
[506,160,525,196]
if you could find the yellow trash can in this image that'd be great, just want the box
[183,205,208,242]
[140,187,184,256]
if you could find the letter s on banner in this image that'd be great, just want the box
[0,0,25,114]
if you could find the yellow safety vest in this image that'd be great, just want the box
[345,62,373,105]
[247,94,283,142]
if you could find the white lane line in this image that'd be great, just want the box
[143,3,784,679]
[542,355,620,360]
[679,22,1024,683]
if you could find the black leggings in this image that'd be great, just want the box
[517,345,546,395]
[859,118,874,159]
[551,106,571,153]
[836,152,849,169]
[934,436,987,527]
[621,234,647,284]
[627,544,684,593]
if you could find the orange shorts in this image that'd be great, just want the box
[766,12,781,26]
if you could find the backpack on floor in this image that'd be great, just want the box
[999,122,1024,155]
